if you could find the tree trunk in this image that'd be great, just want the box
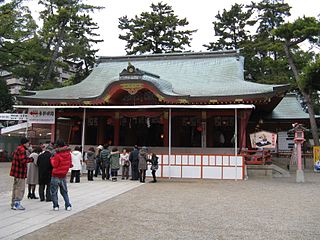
[301,91,320,146]
[45,21,67,82]
[284,42,319,146]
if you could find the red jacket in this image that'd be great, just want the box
[10,145,32,178]
[51,146,72,178]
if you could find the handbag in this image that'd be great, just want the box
[124,160,130,167]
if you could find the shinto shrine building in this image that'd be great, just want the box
[15,50,292,179]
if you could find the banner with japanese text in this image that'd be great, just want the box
[27,108,55,124]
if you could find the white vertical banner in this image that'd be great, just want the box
[27,108,55,124]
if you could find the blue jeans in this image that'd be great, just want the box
[50,177,71,209]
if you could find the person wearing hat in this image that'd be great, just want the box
[10,137,33,210]
[37,145,54,202]
[138,146,148,183]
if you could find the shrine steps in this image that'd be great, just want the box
[247,164,290,178]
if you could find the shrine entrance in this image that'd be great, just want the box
[119,116,163,146]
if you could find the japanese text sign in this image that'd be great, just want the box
[27,108,55,124]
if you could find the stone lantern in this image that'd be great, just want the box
[291,123,307,182]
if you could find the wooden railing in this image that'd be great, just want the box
[240,149,272,165]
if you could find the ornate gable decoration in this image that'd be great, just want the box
[119,62,160,81]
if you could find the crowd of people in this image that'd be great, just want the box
[9,137,159,211]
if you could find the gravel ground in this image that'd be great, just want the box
[1,162,320,240]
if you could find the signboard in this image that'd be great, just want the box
[277,131,294,151]
[0,113,27,121]
[27,108,55,124]
[314,146,320,172]
[314,146,320,164]
[250,130,277,148]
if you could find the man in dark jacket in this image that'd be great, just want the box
[129,145,139,180]
[100,144,110,180]
[50,139,73,211]
[10,137,33,210]
[38,145,53,202]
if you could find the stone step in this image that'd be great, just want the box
[247,164,290,178]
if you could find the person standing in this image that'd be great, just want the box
[26,146,42,199]
[70,146,83,183]
[94,145,103,177]
[109,147,120,181]
[85,147,95,181]
[100,144,110,180]
[138,146,148,183]
[10,137,33,210]
[129,145,139,180]
[38,145,53,202]
[50,139,73,211]
[148,153,159,183]
[120,148,130,180]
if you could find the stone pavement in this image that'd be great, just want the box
[0,176,142,240]
[1,162,320,240]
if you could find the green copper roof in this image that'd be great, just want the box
[20,50,287,101]
[267,93,314,119]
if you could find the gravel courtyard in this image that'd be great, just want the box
[1,163,319,240]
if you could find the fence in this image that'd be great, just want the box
[146,154,244,180]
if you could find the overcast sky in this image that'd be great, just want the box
[27,0,320,56]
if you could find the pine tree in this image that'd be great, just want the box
[118,2,196,55]
[274,17,320,146]
[0,0,37,74]
[204,3,253,50]
[0,78,13,112]
[37,0,103,87]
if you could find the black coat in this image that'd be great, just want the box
[37,151,53,184]
[129,149,139,164]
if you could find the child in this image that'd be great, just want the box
[120,148,130,180]
[148,153,159,183]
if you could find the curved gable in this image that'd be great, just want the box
[18,50,289,108]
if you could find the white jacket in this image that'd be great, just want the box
[71,150,83,171]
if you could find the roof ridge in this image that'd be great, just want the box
[97,50,240,63]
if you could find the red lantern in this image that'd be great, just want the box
[72,126,79,132]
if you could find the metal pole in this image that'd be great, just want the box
[25,121,28,138]
[169,108,172,179]
[25,110,29,137]
[235,108,238,181]
[81,108,86,156]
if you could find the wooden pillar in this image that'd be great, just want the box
[163,111,169,147]
[114,112,120,146]
[240,110,251,148]
[201,111,207,148]
[50,124,55,143]
[97,117,106,144]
